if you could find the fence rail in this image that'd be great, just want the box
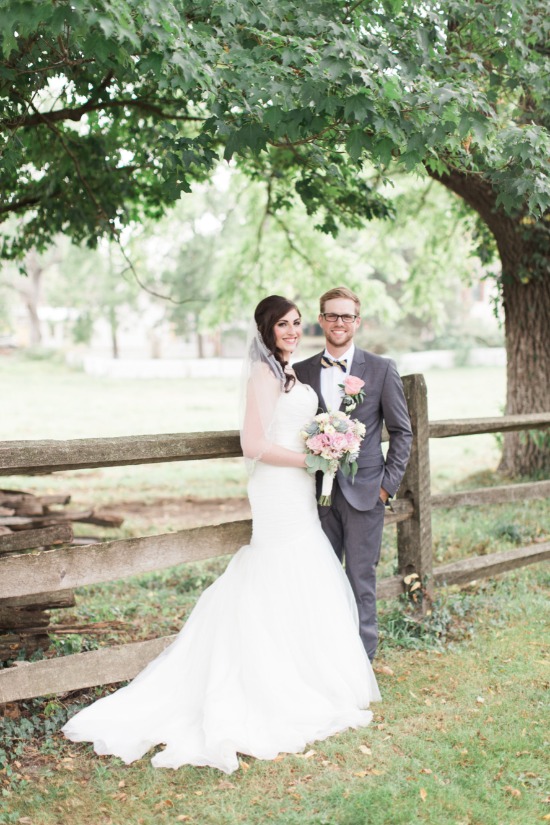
[1,375,549,704]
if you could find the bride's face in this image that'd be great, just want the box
[273,309,302,357]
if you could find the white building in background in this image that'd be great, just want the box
[7,266,505,378]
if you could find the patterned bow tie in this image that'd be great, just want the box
[321,355,348,372]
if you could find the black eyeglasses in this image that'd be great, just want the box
[321,313,358,324]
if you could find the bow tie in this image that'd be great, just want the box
[321,355,348,372]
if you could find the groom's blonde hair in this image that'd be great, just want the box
[320,287,361,315]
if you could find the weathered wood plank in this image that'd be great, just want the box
[432,480,550,510]
[0,431,242,475]
[377,575,405,599]
[39,494,71,507]
[0,632,50,665]
[397,375,433,599]
[0,505,408,601]
[0,524,73,554]
[1,542,548,702]
[0,521,253,599]
[0,608,50,629]
[0,636,176,702]
[433,541,550,587]
[0,590,76,609]
[429,413,550,439]
[0,511,123,529]
[382,498,414,525]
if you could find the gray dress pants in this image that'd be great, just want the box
[318,481,386,661]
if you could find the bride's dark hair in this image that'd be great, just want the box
[254,295,301,393]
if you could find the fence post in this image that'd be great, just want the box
[396,374,434,603]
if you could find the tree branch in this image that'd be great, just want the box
[2,96,206,131]
[272,213,319,276]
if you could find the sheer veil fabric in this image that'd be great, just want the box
[62,324,381,774]
[239,320,286,474]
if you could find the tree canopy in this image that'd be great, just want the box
[1,0,548,255]
[1,0,548,473]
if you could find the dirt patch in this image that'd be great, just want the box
[102,496,251,530]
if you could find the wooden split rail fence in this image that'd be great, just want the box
[0,374,549,704]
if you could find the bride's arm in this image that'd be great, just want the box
[241,365,307,469]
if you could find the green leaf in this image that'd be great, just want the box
[345,129,369,163]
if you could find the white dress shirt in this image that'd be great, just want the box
[320,343,355,412]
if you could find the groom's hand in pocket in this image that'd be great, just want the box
[379,488,389,504]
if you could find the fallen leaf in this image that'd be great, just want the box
[420,768,432,775]
[359,745,372,755]
[239,760,250,772]
[504,786,521,798]
[118,780,126,788]
[374,665,394,676]
[194,790,203,796]
[420,788,427,801]
[353,770,369,778]
[176,817,192,823]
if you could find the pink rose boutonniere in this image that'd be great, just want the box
[339,376,365,412]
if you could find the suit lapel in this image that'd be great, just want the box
[306,353,328,412]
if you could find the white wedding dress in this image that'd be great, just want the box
[62,383,380,773]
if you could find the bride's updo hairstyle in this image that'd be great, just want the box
[254,295,300,393]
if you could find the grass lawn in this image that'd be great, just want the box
[0,354,548,825]
[1,568,548,825]
[0,354,506,506]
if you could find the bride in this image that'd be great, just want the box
[62,295,380,774]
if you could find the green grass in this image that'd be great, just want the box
[1,568,548,825]
[1,355,548,825]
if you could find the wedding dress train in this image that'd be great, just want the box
[62,383,380,773]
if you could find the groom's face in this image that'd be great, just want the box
[319,297,361,354]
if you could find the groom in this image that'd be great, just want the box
[294,287,413,662]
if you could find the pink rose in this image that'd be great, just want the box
[343,376,365,395]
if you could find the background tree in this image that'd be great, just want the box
[1,0,548,472]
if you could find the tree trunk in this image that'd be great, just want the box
[24,250,43,346]
[431,169,550,477]
[108,307,119,359]
[500,268,550,476]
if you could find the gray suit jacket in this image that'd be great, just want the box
[294,349,413,511]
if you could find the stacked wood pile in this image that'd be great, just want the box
[0,489,124,662]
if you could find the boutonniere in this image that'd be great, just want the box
[339,376,365,412]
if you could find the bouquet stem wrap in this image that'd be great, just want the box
[320,470,336,506]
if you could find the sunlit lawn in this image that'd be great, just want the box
[0,353,506,502]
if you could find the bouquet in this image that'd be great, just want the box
[301,411,366,506]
